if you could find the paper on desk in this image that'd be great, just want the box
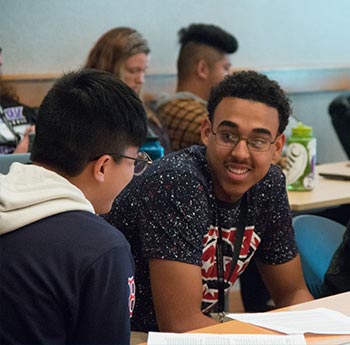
[147,332,306,345]
[226,308,350,334]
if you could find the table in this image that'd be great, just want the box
[140,292,350,344]
[189,292,350,345]
[288,161,350,211]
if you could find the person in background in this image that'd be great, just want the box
[321,218,350,297]
[155,23,238,151]
[84,27,171,154]
[0,69,151,344]
[105,70,313,333]
[0,47,36,154]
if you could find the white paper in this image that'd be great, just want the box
[147,332,306,345]
[226,308,350,334]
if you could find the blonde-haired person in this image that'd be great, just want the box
[85,27,171,153]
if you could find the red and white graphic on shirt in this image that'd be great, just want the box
[201,225,261,304]
[128,276,136,317]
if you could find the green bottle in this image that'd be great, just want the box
[284,122,316,191]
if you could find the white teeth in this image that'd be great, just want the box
[227,167,248,175]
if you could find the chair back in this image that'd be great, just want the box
[0,153,31,175]
[293,214,346,298]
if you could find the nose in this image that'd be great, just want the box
[136,71,145,85]
[230,138,250,158]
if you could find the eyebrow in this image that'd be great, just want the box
[217,120,273,137]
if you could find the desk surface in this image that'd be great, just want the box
[190,292,350,345]
[288,161,350,211]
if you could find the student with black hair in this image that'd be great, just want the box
[106,71,313,333]
[0,69,151,344]
[155,23,238,151]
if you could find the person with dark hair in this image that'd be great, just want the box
[155,23,238,151]
[0,47,36,154]
[85,27,171,154]
[105,70,313,333]
[0,69,151,344]
[321,218,350,297]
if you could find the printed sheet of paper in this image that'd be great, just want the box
[226,308,350,334]
[147,332,306,345]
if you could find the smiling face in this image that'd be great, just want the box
[201,97,285,203]
[120,52,149,94]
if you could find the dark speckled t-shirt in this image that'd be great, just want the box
[104,145,297,332]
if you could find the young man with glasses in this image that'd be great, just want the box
[105,70,313,334]
[0,69,151,344]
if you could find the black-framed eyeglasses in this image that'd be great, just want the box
[211,128,278,152]
[90,151,152,176]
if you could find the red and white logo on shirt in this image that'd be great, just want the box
[128,276,136,317]
[201,225,260,304]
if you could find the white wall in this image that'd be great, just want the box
[2,0,350,74]
[1,0,349,163]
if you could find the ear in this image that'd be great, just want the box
[272,133,286,161]
[196,59,209,80]
[201,118,212,146]
[92,155,113,183]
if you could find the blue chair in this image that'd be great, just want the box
[293,215,346,298]
[0,153,31,174]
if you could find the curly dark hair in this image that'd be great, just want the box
[178,23,238,53]
[207,70,291,134]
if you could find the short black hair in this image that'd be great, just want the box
[207,70,291,134]
[178,23,238,54]
[31,69,147,176]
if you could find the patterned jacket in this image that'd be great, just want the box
[155,92,207,151]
